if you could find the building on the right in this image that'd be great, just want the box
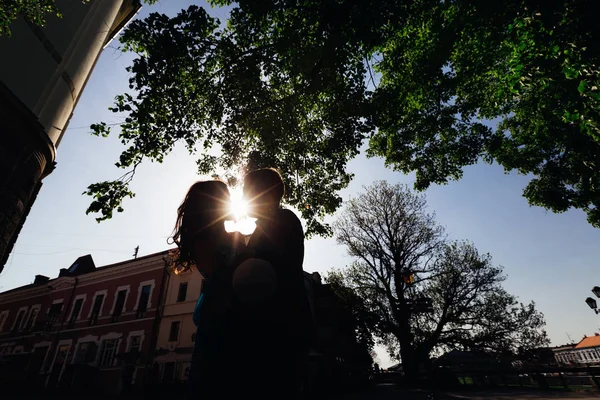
[303,272,373,394]
[553,334,600,366]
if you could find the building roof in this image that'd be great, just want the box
[575,334,600,349]
[552,344,576,352]
[0,249,171,296]
[104,0,143,47]
[93,249,170,272]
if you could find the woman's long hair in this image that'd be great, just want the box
[169,180,230,271]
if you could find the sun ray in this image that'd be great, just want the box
[229,188,247,221]
[225,187,256,234]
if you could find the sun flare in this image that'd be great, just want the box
[229,189,248,221]
[225,188,256,234]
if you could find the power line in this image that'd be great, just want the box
[14,248,132,256]
[3,244,17,274]
[66,122,123,131]
[22,230,170,239]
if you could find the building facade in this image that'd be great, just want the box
[303,272,373,394]
[0,251,373,395]
[554,335,600,366]
[0,0,142,271]
[0,251,169,395]
[153,255,204,385]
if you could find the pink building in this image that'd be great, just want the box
[0,250,169,395]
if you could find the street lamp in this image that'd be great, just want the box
[586,297,599,314]
[592,286,600,298]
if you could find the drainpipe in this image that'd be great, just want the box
[45,276,78,388]
[144,258,170,386]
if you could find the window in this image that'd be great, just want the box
[112,290,127,322]
[24,307,40,331]
[168,321,180,342]
[46,302,63,331]
[67,262,80,274]
[177,282,188,303]
[74,342,97,364]
[12,309,26,331]
[0,311,8,332]
[129,335,142,353]
[54,344,70,368]
[99,338,120,367]
[69,299,84,326]
[30,346,49,372]
[162,362,175,383]
[89,294,105,325]
[0,346,13,356]
[137,285,151,317]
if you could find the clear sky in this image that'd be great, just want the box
[1,1,600,368]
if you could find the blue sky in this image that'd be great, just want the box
[2,1,600,367]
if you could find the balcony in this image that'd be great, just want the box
[88,315,99,326]
[44,315,60,331]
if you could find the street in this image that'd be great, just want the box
[334,384,600,400]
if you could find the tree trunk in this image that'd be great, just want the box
[393,266,420,384]
[396,308,418,384]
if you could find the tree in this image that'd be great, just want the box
[0,1,164,37]
[88,0,600,234]
[86,3,370,236]
[333,181,548,379]
[370,0,600,228]
[1,1,62,37]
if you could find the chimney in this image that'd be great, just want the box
[311,272,322,285]
[34,275,50,284]
[58,268,69,277]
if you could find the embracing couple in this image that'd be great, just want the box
[170,168,314,400]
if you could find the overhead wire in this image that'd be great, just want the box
[21,230,170,239]
[65,122,123,131]
[14,248,132,256]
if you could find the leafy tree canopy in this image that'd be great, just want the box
[87,0,599,234]
[1,0,63,36]
[1,1,161,37]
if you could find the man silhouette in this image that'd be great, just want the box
[236,168,314,399]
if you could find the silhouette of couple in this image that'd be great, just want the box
[171,168,314,399]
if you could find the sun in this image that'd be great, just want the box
[225,188,256,234]
[229,188,248,221]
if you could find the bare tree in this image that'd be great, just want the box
[333,181,548,379]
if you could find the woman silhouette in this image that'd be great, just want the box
[170,180,244,399]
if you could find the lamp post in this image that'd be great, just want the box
[586,286,600,314]
[586,297,598,314]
